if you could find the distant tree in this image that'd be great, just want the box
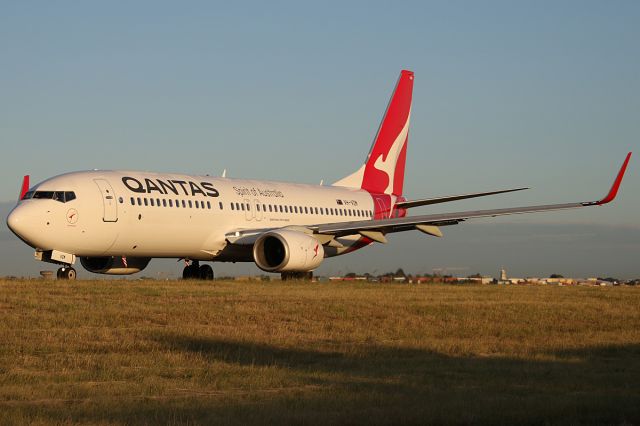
[468,273,483,279]
[395,268,406,277]
[550,274,564,278]
[345,272,357,278]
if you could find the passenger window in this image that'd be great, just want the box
[188,200,192,208]
[163,199,167,207]
[256,204,260,212]
[195,200,199,208]
[169,199,173,207]
[207,201,211,209]
[304,207,308,214]
[144,198,148,206]
[137,197,142,205]
[219,202,223,210]
[150,199,155,207]
[240,203,245,211]
[130,197,135,205]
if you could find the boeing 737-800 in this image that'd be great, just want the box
[6,70,632,280]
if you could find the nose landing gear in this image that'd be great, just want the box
[182,261,214,280]
[57,266,77,280]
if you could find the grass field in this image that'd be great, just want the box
[0,279,639,425]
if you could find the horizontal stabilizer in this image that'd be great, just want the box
[396,187,529,209]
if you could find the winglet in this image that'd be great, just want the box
[596,152,632,205]
[19,175,29,201]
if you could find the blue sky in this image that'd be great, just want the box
[1,1,638,278]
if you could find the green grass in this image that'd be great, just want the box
[0,280,639,425]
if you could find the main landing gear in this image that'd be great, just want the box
[57,266,77,280]
[281,271,313,281]
[182,261,214,280]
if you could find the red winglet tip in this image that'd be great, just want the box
[19,175,29,200]
[597,152,631,205]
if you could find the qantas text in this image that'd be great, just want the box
[122,177,219,197]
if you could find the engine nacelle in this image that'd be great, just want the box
[253,230,324,272]
[80,256,151,275]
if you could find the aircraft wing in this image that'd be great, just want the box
[310,152,632,241]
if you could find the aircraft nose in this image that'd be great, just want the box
[6,205,37,246]
[7,208,23,235]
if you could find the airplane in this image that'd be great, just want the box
[6,70,632,280]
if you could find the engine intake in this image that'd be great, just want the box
[80,256,150,275]
[253,230,324,272]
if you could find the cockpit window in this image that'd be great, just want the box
[23,191,34,199]
[31,191,76,203]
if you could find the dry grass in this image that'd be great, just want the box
[0,279,639,425]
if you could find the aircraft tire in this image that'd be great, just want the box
[199,264,214,280]
[66,268,77,280]
[58,267,76,280]
[182,265,197,279]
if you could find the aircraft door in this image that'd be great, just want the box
[94,179,118,222]
[254,199,263,221]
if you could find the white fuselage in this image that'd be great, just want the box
[8,170,385,262]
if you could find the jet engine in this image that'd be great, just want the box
[253,230,324,272]
[80,256,151,275]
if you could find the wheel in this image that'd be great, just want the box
[182,264,197,279]
[199,264,214,280]
[65,268,77,280]
[58,267,76,280]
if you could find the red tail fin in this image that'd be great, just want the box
[334,70,414,196]
[19,175,29,200]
